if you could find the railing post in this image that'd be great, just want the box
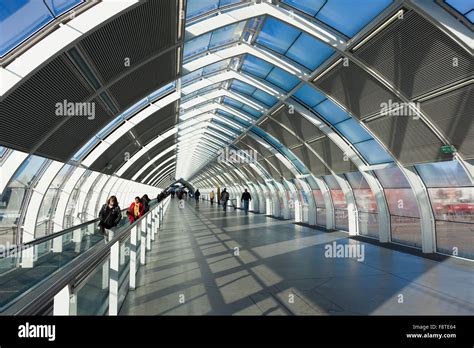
[109,241,119,315]
[140,219,146,265]
[130,225,137,290]
[150,211,155,241]
[54,284,72,315]
[146,214,151,251]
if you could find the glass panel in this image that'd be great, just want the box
[76,257,109,315]
[334,119,372,143]
[375,167,410,188]
[255,17,300,54]
[390,216,422,248]
[282,0,325,16]
[428,187,474,223]
[36,165,72,238]
[252,89,278,107]
[0,219,125,309]
[44,0,82,17]
[335,209,348,231]
[265,65,300,92]
[183,32,211,59]
[0,156,46,245]
[292,84,326,108]
[181,69,203,86]
[314,99,350,124]
[241,54,273,78]
[0,0,53,56]
[315,0,394,37]
[445,0,472,15]
[285,32,334,70]
[64,170,91,228]
[416,161,471,188]
[466,10,474,23]
[354,139,393,165]
[186,0,218,20]
[209,21,245,49]
[384,188,420,218]
[358,212,379,238]
[345,171,369,189]
[435,221,474,259]
[353,189,377,213]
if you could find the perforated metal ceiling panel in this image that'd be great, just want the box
[122,134,177,180]
[107,51,177,112]
[365,115,447,165]
[258,159,280,178]
[89,133,141,174]
[258,118,301,149]
[132,102,177,144]
[265,155,294,179]
[136,150,176,182]
[420,84,474,159]
[354,11,472,99]
[271,107,324,142]
[36,97,112,160]
[0,54,94,157]
[314,61,401,119]
[307,137,356,174]
[79,0,176,84]
[240,135,274,158]
[290,144,327,176]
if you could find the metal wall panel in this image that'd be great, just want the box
[365,115,447,165]
[291,144,328,176]
[271,107,324,142]
[314,61,401,119]
[307,137,356,174]
[355,11,472,99]
[420,84,474,159]
[80,0,176,84]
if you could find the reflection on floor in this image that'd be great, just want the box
[120,199,474,315]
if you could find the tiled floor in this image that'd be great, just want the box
[120,199,474,315]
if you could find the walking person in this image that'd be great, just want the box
[141,194,150,214]
[194,189,201,204]
[221,188,229,211]
[210,190,215,205]
[241,188,252,214]
[98,196,122,234]
[127,197,144,224]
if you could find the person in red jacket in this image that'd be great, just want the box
[127,196,144,224]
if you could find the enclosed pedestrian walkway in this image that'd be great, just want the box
[120,199,474,315]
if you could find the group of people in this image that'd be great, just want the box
[208,188,252,213]
[98,192,169,234]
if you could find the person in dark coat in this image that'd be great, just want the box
[98,196,122,234]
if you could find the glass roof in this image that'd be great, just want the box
[443,0,474,23]
[186,0,243,21]
[240,54,300,92]
[281,0,394,37]
[292,84,393,165]
[222,96,263,118]
[229,80,278,107]
[183,21,246,60]
[0,0,82,57]
[255,17,335,70]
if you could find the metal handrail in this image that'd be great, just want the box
[1,197,169,315]
[0,199,157,258]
